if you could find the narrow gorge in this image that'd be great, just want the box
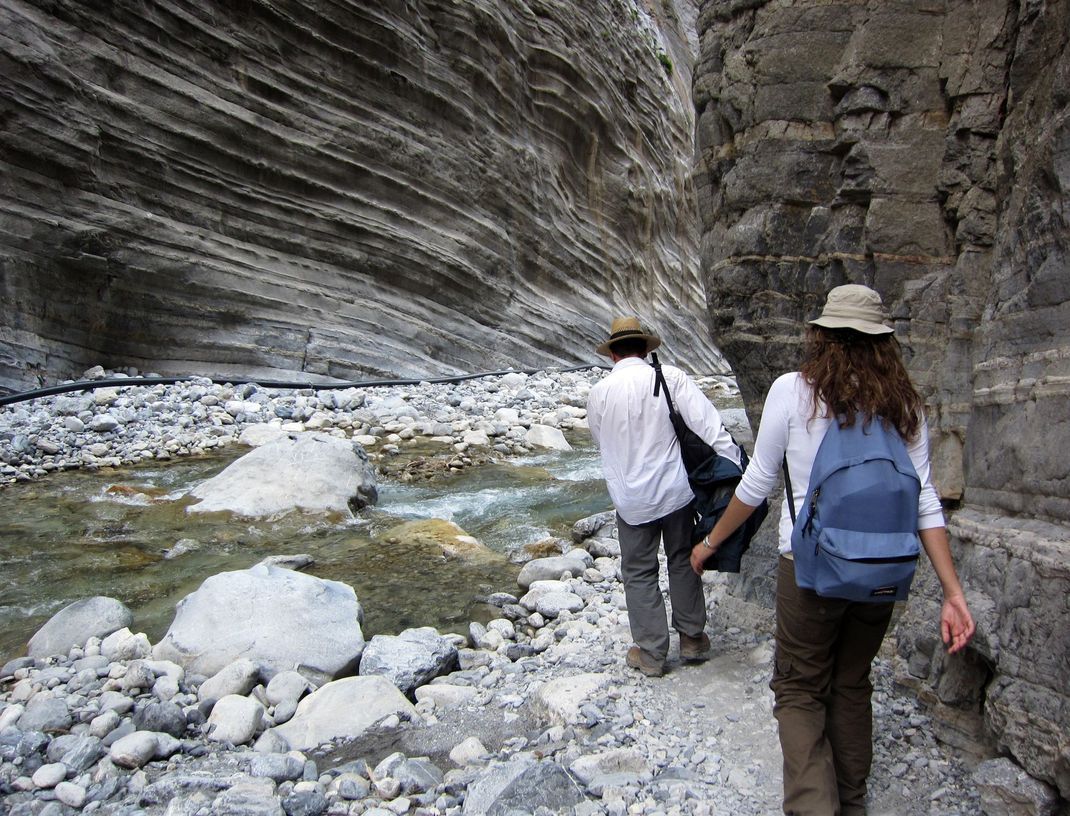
[1,0,1068,809]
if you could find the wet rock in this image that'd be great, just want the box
[571,512,616,543]
[188,431,377,517]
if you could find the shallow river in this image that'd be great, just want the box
[0,434,610,662]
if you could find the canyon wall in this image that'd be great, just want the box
[696,0,1070,798]
[0,0,721,392]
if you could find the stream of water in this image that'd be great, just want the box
[0,435,610,662]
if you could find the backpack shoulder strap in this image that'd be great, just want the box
[650,353,678,416]
[783,455,795,525]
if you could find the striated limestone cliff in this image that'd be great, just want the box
[0,0,721,392]
[696,0,1070,798]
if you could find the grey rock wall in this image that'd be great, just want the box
[696,0,1070,797]
[0,0,721,392]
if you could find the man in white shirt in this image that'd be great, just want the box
[587,316,741,676]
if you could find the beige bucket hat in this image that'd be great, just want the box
[809,284,894,335]
[596,316,662,357]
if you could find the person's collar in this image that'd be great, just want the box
[612,356,648,370]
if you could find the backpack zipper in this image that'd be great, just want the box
[805,487,821,551]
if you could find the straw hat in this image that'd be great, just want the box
[596,316,662,357]
[809,284,894,335]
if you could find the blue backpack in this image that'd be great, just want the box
[787,416,922,602]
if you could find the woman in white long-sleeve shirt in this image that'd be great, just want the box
[690,285,974,816]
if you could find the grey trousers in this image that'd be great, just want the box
[771,556,894,816]
[617,501,705,662]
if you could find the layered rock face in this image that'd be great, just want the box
[696,0,1069,797]
[0,0,721,393]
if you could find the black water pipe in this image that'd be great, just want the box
[0,365,610,408]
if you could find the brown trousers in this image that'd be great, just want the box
[771,556,894,816]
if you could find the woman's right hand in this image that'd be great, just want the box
[941,593,975,654]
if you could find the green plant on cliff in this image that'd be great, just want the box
[658,51,673,76]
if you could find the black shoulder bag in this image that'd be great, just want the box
[651,353,769,571]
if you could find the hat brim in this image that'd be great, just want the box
[809,316,894,335]
[596,334,662,357]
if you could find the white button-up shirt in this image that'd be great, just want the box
[587,357,741,526]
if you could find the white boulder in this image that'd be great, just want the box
[524,424,572,451]
[152,564,365,685]
[187,431,377,518]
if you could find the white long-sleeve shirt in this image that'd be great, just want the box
[587,357,741,526]
[734,372,946,554]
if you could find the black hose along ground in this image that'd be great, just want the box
[0,365,611,408]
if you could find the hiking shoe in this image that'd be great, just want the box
[679,632,711,661]
[626,646,665,677]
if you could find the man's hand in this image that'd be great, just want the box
[690,540,713,575]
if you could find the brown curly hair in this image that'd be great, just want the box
[800,326,923,440]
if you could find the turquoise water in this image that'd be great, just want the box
[0,435,610,662]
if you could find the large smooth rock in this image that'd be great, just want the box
[516,552,594,590]
[570,748,651,786]
[27,597,133,658]
[523,424,572,451]
[271,676,416,751]
[152,564,365,685]
[358,627,458,695]
[187,432,377,518]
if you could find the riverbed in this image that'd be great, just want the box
[0,433,610,662]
